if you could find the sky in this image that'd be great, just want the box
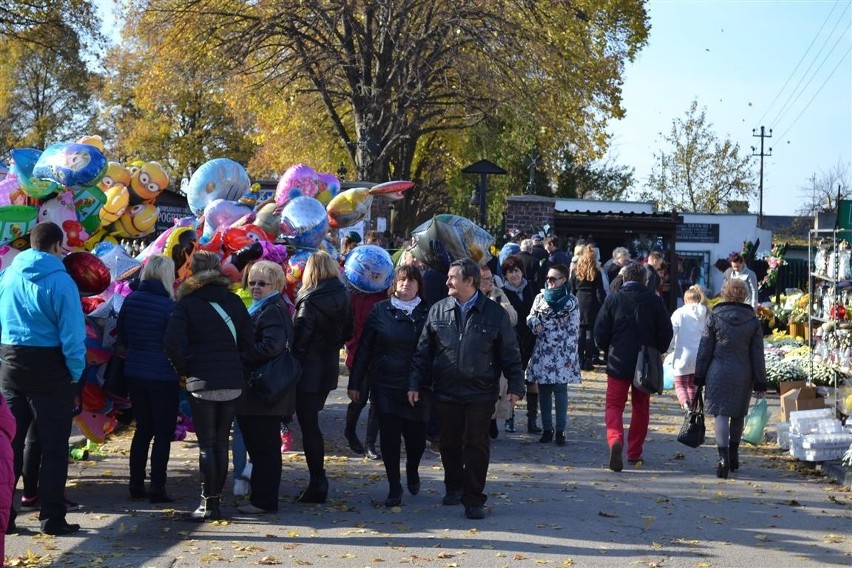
[605,0,852,216]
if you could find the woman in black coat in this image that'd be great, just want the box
[349,265,430,507]
[694,278,766,479]
[500,254,540,434]
[293,251,353,504]
[115,254,179,503]
[234,261,296,515]
[164,251,253,521]
[569,244,607,371]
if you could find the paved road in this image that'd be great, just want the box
[5,369,851,567]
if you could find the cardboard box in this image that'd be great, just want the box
[779,382,826,422]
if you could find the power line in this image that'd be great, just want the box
[776,44,852,144]
[755,1,839,127]
[769,3,851,128]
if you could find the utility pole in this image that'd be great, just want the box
[751,126,772,227]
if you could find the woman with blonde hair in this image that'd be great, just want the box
[116,254,180,503]
[695,279,766,478]
[569,245,606,371]
[234,261,296,514]
[293,251,352,503]
[669,285,707,411]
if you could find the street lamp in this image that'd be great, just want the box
[337,162,348,181]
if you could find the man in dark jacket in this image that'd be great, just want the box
[408,258,524,520]
[0,222,86,536]
[594,263,673,472]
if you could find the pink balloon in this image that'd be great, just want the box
[275,163,320,207]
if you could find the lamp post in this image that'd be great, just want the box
[337,162,348,181]
[461,159,507,227]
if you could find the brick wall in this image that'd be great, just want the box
[506,195,556,233]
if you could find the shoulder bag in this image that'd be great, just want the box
[247,304,302,405]
[620,292,664,395]
[677,389,706,448]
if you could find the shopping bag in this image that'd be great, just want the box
[742,398,770,446]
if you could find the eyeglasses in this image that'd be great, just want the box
[248,280,269,287]
[546,275,565,284]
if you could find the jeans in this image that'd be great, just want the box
[435,401,494,507]
[3,385,74,524]
[236,414,282,511]
[604,376,650,461]
[538,383,568,432]
[127,379,179,492]
[188,396,237,497]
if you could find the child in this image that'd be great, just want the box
[669,285,708,411]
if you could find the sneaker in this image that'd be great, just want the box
[233,479,250,497]
[504,418,515,433]
[20,496,39,512]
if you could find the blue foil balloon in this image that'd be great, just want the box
[280,195,329,248]
[10,148,61,198]
[32,143,108,190]
[344,245,395,293]
[185,158,251,216]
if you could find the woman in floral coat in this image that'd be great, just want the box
[525,264,582,446]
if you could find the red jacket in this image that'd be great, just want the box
[344,290,388,369]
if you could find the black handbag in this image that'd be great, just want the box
[102,354,128,399]
[677,389,706,448]
[633,344,664,395]
[249,347,302,405]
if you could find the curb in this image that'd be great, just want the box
[820,460,852,488]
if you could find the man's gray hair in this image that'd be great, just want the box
[450,258,481,288]
[612,246,629,261]
[520,239,533,253]
[623,262,648,284]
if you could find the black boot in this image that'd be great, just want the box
[344,402,366,454]
[716,447,730,479]
[526,393,542,433]
[539,430,553,443]
[296,471,329,504]
[729,444,739,472]
[190,493,221,521]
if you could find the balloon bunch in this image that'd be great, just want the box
[176,160,414,299]
[0,135,170,254]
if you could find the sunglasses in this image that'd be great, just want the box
[546,275,565,283]
[248,280,270,287]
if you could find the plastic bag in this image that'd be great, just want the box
[742,398,770,446]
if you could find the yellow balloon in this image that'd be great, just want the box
[99,183,130,225]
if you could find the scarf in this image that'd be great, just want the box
[502,278,528,295]
[543,284,571,312]
[248,291,280,315]
[391,295,421,314]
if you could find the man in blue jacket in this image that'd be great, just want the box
[0,222,85,535]
[408,258,524,520]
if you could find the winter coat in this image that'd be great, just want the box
[484,288,517,326]
[0,248,86,391]
[502,280,537,367]
[518,251,544,291]
[350,299,430,421]
[344,290,388,369]
[525,290,582,385]
[409,292,525,404]
[694,302,767,417]
[164,270,254,393]
[236,294,297,417]
[116,279,180,383]
[569,270,607,327]
[293,277,353,394]
[668,303,708,376]
[594,281,673,380]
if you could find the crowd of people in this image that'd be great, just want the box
[0,222,768,543]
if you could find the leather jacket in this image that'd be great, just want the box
[409,292,525,404]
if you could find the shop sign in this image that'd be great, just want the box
[677,222,719,243]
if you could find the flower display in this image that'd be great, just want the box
[758,242,788,290]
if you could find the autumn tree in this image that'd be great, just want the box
[0,25,98,153]
[555,151,634,200]
[642,99,755,213]
[0,1,103,54]
[133,0,649,228]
